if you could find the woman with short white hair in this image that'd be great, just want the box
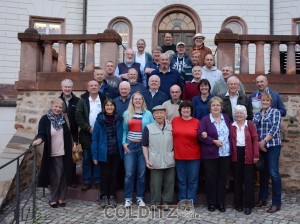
[230,105,259,215]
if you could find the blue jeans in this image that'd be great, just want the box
[82,147,100,184]
[124,141,146,200]
[259,145,282,206]
[176,159,200,203]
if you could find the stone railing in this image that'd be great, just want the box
[15,28,122,91]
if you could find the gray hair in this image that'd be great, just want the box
[234,105,247,118]
[192,66,202,73]
[61,79,73,86]
[227,76,240,84]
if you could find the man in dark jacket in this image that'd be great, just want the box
[59,79,79,188]
[76,80,106,191]
[94,68,117,99]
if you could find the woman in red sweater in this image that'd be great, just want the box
[172,100,201,204]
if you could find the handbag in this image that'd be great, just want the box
[255,155,265,170]
[64,113,83,163]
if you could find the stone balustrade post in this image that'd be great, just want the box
[240,41,250,74]
[255,41,265,74]
[270,41,281,74]
[71,41,81,72]
[42,41,53,72]
[57,41,67,72]
[286,42,296,75]
[85,40,95,72]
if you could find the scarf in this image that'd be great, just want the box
[46,109,65,130]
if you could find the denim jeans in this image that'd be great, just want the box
[124,141,146,200]
[176,159,200,203]
[259,145,282,206]
[82,147,100,184]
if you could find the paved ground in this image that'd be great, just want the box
[1,188,300,224]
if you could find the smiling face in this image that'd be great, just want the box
[104,101,115,115]
[194,37,204,47]
[125,49,134,64]
[119,82,131,98]
[222,66,233,80]
[148,75,160,91]
[128,69,138,84]
[51,100,64,115]
[159,54,170,70]
[177,44,185,55]
[180,107,192,118]
[137,40,145,53]
[199,83,209,95]
[61,83,73,98]
[261,96,272,110]
[227,77,240,95]
[192,66,202,79]
[210,99,222,115]
[164,33,173,45]
[234,110,246,122]
[256,75,268,92]
[132,93,144,108]
[152,49,161,61]
[87,80,99,95]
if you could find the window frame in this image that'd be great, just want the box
[29,16,65,34]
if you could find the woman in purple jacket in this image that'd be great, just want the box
[198,96,232,212]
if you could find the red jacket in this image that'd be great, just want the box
[230,120,259,164]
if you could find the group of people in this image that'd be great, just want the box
[32,32,286,216]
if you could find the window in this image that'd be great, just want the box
[30,16,65,34]
[108,17,132,62]
[222,17,248,73]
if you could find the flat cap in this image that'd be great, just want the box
[152,105,166,112]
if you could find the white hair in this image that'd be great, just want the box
[61,79,73,86]
[234,105,247,118]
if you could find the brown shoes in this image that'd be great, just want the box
[267,205,281,213]
[255,200,268,207]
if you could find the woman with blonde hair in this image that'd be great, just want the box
[122,92,154,208]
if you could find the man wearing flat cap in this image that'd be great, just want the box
[188,33,212,66]
[142,105,175,210]
[170,42,193,83]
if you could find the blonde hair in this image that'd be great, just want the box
[124,92,147,122]
[209,96,223,109]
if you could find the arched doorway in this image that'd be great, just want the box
[152,4,202,51]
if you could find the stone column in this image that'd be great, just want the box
[42,41,53,72]
[57,41,67,72]
[85,40,95,72]
[255,41,265,74]
[270,41,281,74]
[17,28,40,83]
[240,41,249,74]
[71,41,81,72]
[286,42,296,75]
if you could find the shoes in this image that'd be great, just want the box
[58,200,66,207]
[255,200,267,207]
[81,184,91,191]
[125,200,133,208]
[218,204,226,212]
[100,196,109,208]
[208,205,216,212]
[267,205,281,213]
[109,196,118,208]
[235,207,243,212]
[137,198,146,207]
[49,201,58,208]
[244,208,251,215]
[162,203,170,211]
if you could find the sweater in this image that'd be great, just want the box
[142,90,168,111]
[172,116,201,160]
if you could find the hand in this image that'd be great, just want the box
[72,144,77,152]
[121,73,129,80]
[259,140,267,152]
[145,159,153,169]
[213,140,223,147]
[253,158,259,163]
[123,144,130,154]
[89,128,93,134]
[93,160,98,165]
[201,132,208,138]
[32,138,42,146]
[145,68,155,74]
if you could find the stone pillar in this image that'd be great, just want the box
[286,42,296,75]
[42,41,53,72]
[57,41,67,72]
[270,41,281,74]
[240,41,249,74]
[85,40,95,72]
[17,28,40,82]
[255,41,265,74]
[214,28,238,70]
[71,41,81,72]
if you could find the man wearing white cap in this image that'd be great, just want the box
[170,42,192,83]
[188,33,212,66]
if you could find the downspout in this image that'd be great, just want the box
[81,0,88,70]
[270,0,274,35]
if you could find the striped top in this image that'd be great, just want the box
[127,112,143,141]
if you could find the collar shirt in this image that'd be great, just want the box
[149,89,158,97]
[232,120,248,146]
[89,95,101,129]
[226,91,239,119]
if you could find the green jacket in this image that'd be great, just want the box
[75,91,106,149]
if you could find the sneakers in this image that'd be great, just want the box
[125,200,133,208]
[137,198,146,207]
[100,196,109,208]
[110,196,118,208]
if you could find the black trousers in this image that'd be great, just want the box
[99,153,121,198]
[203,156,230,206]
[234,147,255,208]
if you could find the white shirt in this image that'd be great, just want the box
[232,120,248,146]
[135,52,146,70]
[226,91,239,119]
[89,95,102,129]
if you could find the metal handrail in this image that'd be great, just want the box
[0,145,37,224]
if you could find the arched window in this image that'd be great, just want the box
[222,17,248,73]
[108,17,132,62]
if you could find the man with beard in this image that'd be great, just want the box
[188,33,212,66]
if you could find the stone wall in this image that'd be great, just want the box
[13,91,300,192]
